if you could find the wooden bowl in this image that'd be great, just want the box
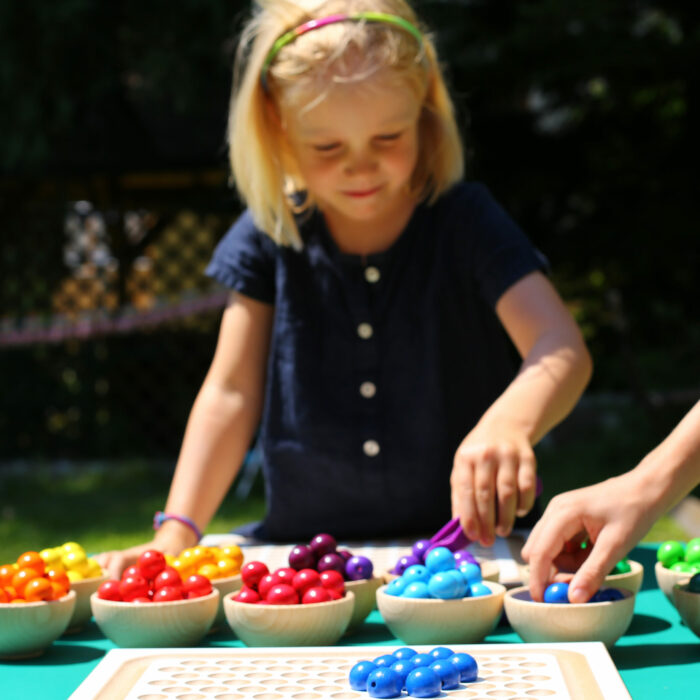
[223,591,355,647]
[0,590,76,660]
[383,558,500,584]
[66,574,108,632]
[672,580,700,638]
[210,573,242,630]
[375,581,506,645]
[90,589,219,648]
[345,576,382,630]
[655,561,695,604]
[605,560,644,594]
[504,586,635,648]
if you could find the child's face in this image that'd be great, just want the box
[281,73,421,227]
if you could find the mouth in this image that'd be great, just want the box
[342,185,382,198]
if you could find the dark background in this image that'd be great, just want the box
[1,0,698,469]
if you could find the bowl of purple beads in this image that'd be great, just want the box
[376,546,506,644]
[504,582,635,648]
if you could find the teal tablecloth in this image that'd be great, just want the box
[2,545,698,699]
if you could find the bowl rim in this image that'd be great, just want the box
[672,578,695,593]
[604,559,643,578]
[0,589,76,608]
[376,579,506,603]
[224,589,355,610]
[655,559,699,576]
[70,572,108,584]
[505,584,634,606]
[90,588,219,607]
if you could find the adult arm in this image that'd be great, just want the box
[95,292,273,579]
[522,399,700,602]
[451,271,592,546]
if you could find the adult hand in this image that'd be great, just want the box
[521,472,654,603]
[451,426,537,547]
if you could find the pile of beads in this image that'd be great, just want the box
[385,546,489,600]
[97,550,213,603]
[234,560,346,604]
[542,581,625,604]
[657,538,700,575]
[169,544,243,581]
[39,541,103,582]
[288,532,374,581]
[0,550,71,603]
[349,646,478,698]
[392,539,477,576]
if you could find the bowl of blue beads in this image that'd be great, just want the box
[349,645,479,698]
[672,573,700,638]
[376,546,506,644]
[504,582,635,648]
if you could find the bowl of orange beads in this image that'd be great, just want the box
[38,541,107,632]
[0,550,77,659]
[169,542,243,629]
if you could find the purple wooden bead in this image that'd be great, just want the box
[453,549,478,566]
[346,555,374,581]
[318,552,347,575]
[393,553,421,575]
[412,539,432,563]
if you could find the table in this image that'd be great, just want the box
[2,545,697,699]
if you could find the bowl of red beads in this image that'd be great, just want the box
[376,546,506,644]
[504,581,635,648]
[0,550,77,659]
[90,549,219,647]
[223,553,355,646]
[672,573,700,638]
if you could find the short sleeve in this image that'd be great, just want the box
[466,184,549,308]
[205,210,277,303]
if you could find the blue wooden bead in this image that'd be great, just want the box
[408,653,433,670]
[469,582,491,597]
[405,667,442,697]
[429,660,461,689]
[428,646,454,660]
[543,582,570,603]
[448,652,478,682]
[390,660,412,689]
[428,571,465,599]
[367,668,402,698]
[424,546,456,574]
[402,581,430,598]
[385,577,407,596]
[373,654,398,667]
[402,564,430,584]
[349,660,377,691]
[392,647,418,660]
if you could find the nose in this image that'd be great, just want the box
[344,148,378,176]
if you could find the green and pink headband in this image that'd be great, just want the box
[260,11,423,93]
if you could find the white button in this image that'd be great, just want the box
[365,266,381,283]
[360,381,376,398]
[363,439,380,457]
[357,322,373,339]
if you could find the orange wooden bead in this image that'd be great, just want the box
[17,551,45,576]
[11,567,41,597]
[4,585,18,600]
[24,577,53,602]
[10,598,26,604]
[0,564,17,587]
[0,587,9,603]
[46,568,71,589]
[48,581,69,601]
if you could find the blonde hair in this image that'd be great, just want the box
[229,0,464,248]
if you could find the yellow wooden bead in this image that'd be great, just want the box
[39,548,62,566]
[197,563,220,581]
[66,569,84,583]
[221,545,243,567]
[216,557,239,577]
[61,541,85,555]
[164,554,176,566]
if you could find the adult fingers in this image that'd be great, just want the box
[568,529,626,603]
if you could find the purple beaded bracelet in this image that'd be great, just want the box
[153,511,203,541]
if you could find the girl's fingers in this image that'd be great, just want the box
[495,450,518,538]
[515,452,537,516]
[451,457,479,543]
[474,450,497,546]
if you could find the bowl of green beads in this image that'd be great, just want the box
[655,539,700,604]
[605,558,644,594]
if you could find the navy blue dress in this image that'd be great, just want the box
[206,182,548,541]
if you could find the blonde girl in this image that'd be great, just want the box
[98,0,592,577]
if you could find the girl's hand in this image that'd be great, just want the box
[94,542,160,581]
[451,426,537,547]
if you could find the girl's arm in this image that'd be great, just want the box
[522,400,700,602]
[451,271,592,546]
[96,292,273,579]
